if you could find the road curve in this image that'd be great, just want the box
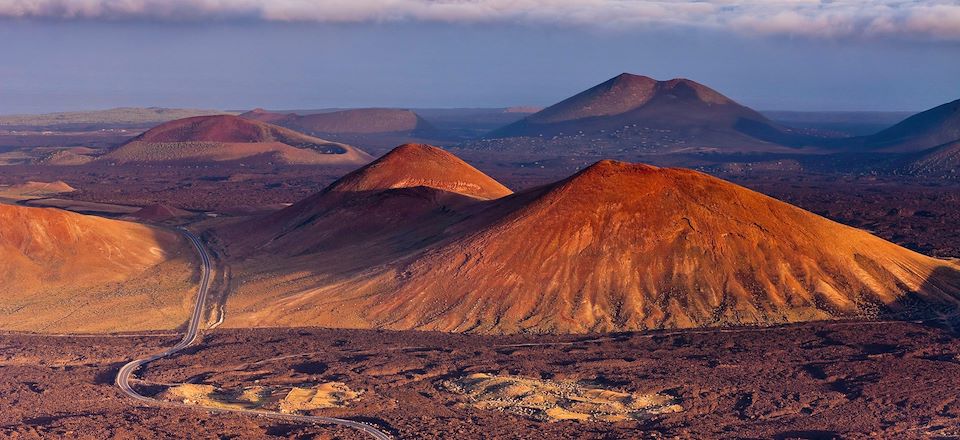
[115,229,391,440]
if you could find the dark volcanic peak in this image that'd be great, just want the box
[865,98,960,152]
[487,72,804,150]
[527,73,659,124]
[527,73,737,126]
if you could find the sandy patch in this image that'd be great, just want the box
[158,382,361,414]
[159,384,271,410]
[443,373,682,422]
[280,382,362,413]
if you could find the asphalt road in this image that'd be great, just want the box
[115,228,391,440]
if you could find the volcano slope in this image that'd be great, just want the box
[862,98,960,152]
[487,73,811,152]
[100,115,372,165]
[221,150,960,334]
[219,144,512,271]
[0,204,196,332]
[903,140,960,179]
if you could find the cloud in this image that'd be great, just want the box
[2,0,959,40]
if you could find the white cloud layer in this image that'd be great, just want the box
[2,0,960,40]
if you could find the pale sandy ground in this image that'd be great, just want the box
[444,373,681,422]
[159,381,361,414]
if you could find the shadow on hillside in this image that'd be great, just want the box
[888,263,960,336]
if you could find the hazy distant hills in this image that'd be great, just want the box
[218,145,960,334]
[100,115,372,165]
[762,110,913,137]
[241,108,434,136]
[2,77,957,179]
[0,107,232,130]
[413,107,540,138]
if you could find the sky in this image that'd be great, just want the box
[0,0,958,114]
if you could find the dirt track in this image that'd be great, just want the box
[114,230,391,440]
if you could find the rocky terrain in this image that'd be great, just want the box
[901,140,960,179]
[5,320,960,439]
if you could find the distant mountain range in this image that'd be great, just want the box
[241,108,434,136]
[0,107,231,130]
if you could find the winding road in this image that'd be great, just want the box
[115,229,391,440]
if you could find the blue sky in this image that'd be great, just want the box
[1,1,958,114]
